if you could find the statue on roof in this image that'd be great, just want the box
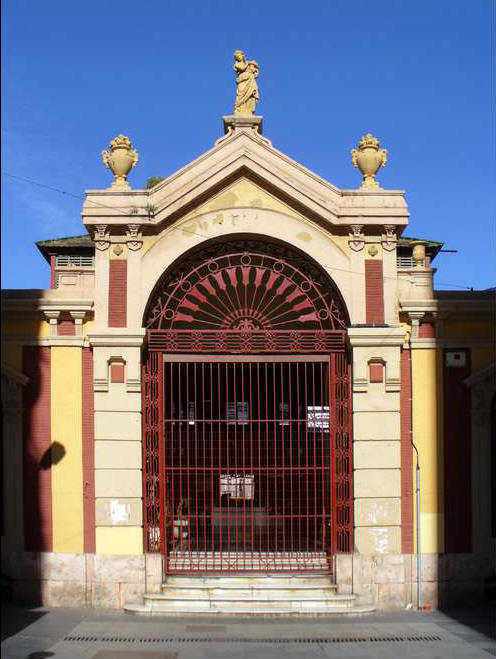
[233,50,259,116]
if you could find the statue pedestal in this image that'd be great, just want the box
[223,115,263,135]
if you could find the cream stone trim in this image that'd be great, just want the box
[410,338,437,349]
[2,297,94,314]
[83,129,409,231]
[347,327,406,347]
[348,328,404,394]
[400,298,494,315]
[87,330,146,347]
[1,337,89,347]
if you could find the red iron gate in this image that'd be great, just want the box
[142,331,353,573]
[142,245,352,574]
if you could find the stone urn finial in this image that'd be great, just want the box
[410,241,427,268]
[102,134,138,189]
[351,133,387,189]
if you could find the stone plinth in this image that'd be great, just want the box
[223,115,263,134]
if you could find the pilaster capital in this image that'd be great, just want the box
[348,224,365,252]
[126,223,143,251]
[408,311,425,340]
[69,311,86,322]
[93,224,110,251]
[43,310,60,336]
[43,310,60,322]
[381,224,397,252]
[70,310,86,336]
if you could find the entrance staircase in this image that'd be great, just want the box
[125,573,375,616]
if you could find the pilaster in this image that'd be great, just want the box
[348,327,405,554]
[87,330,145,554]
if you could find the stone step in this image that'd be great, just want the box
[164,574,333,588]
[125,602,377,617]
[148,590,346,602]
[158,586,338,598]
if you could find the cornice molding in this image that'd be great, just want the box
[87,329,146,347]
[347,326,406,347]
[83,130,409,233]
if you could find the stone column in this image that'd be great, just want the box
[87,330,146,555]
[348,327,405,554]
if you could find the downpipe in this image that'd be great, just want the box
[409,340,422,610]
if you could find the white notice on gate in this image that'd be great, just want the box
[306,406,330,430]
[220,474,254,500]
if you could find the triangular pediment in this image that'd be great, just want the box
[179,177,305,223]
[147,129,344,229]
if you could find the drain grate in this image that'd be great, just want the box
[64,634,442,645]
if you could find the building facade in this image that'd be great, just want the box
[1,115,495,611]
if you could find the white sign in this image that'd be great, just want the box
[306,406,330,430]
[110,500,131,524]
[220,474,254,499]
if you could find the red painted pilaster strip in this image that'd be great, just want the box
[443,349,472,552]
[400,348,414,553]
[419,322,436,338]
[57,313,76,336]
[365,260,384,324]
[22,346,53,551]
[82,347,96,553]
[108,260,127,328]
[50,255,56,289]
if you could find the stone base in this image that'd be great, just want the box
[335,552,496,611]
[1,551,162,609]
[2,550,494,610]
[223,115,263,135]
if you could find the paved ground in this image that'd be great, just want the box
[1,602,495,659]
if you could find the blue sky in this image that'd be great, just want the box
[2,0,494,290]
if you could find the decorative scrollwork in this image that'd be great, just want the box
[144,241,348,331]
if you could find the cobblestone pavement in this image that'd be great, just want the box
[2,603,495,659]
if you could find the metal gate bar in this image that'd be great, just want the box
[162,357,332,573]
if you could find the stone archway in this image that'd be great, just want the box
[141,239,353,575]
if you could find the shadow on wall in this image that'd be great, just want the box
[5,344,69,609]
[434,372,496,641]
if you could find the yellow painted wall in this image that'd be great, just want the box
[51,347,84,552]
[82,319,95,336]
[2,318,51,338]
[412,347,444,553]
[1,344,22,370]
[96,527,143,554]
